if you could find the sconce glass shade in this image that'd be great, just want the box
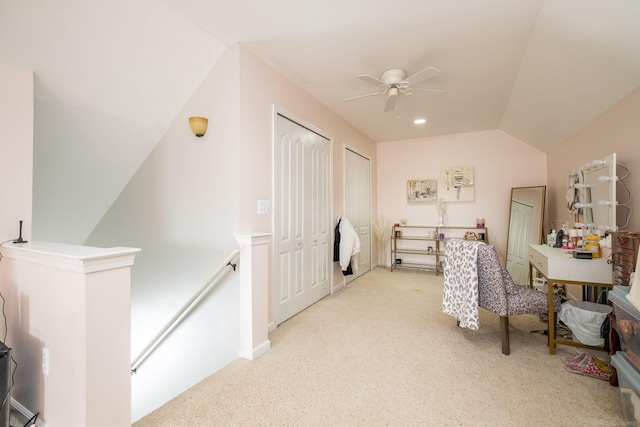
[189,117,208,137]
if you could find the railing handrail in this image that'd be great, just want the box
[131,249,240,373]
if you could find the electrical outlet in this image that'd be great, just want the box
[42,347,49,376]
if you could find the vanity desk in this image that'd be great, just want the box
[529,244,613,354]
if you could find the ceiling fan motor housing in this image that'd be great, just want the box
[381,68,406,85]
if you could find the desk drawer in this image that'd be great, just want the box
[614,264,635,276]
[529,249,548,275]
[614,234,637,250]
[613,249,637,265]
[614,272,631,287]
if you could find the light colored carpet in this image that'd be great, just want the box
[133,267,625,426]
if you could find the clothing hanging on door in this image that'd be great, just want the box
[334,216,361,276]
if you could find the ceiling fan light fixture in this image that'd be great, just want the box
[381,68,406,85]
[414,118,427,124]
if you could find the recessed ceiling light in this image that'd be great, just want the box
[414,118,427,124]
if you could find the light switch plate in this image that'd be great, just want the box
[258,200,271,215]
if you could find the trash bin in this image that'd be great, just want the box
[558,300,612,346]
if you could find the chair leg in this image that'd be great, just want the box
[500,316,510,355]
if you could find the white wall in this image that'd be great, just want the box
[86,47,242,421]
[84,44,379,421]
[28,1,228,245]
[377,129,547,262]
[0,62,33,241]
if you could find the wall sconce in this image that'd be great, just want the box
[189,117,208,137]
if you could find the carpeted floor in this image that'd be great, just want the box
[133,267,625,426]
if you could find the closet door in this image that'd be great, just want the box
[344,148,371,281]
[275,114,331,324]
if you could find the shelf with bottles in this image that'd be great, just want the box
[390,225,439,273]
[437,225,488,244]
[390,225,488,274]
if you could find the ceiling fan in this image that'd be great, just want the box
[342,66,444,117]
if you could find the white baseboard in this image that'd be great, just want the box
[238,339,270,361]
[10,398,44,427]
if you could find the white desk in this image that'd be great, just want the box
[529,244,612,354]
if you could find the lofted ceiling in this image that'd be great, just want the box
[2,1,639,151]
[159,0,640,151]
[1,0,639,243]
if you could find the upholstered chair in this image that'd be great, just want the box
[443,240,561,355]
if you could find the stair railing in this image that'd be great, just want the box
[131,249,240,373]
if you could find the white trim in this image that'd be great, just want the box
[234,233,271,246]
[0,241,140,273]
[238,339,271,361]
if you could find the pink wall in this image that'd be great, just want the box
[238,47,378,316]
[1,243,138,427]
[547,87,640,234]
[377,129,547,262]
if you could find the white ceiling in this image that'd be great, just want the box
[2,0,639,152]
[159,0,640,151]
[1,0,639,242]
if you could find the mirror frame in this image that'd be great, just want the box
[578,152,617,234]
[505,185,546,286]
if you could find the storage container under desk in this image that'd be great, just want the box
[609,286,640,372]
[610,352,640,425]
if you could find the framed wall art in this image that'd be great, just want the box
[407,179,437,204]
[441,165,475,202]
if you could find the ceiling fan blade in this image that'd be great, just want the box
[384,94,397,112]
[357,74,385,86]
[408,88,445,94]
[403,66,440,86]
[342,91,385,102]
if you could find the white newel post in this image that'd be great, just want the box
[235,233,271,360]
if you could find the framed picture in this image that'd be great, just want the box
[407,179,437,204]
[441,165,475,202]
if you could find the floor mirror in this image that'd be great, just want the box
[506,186,546,286]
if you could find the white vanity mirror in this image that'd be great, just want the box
[574,152,617,235]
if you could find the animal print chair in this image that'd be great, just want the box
[443,240,561,355]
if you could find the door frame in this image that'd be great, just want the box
[271,106,334,328]
[343,144,372,282]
